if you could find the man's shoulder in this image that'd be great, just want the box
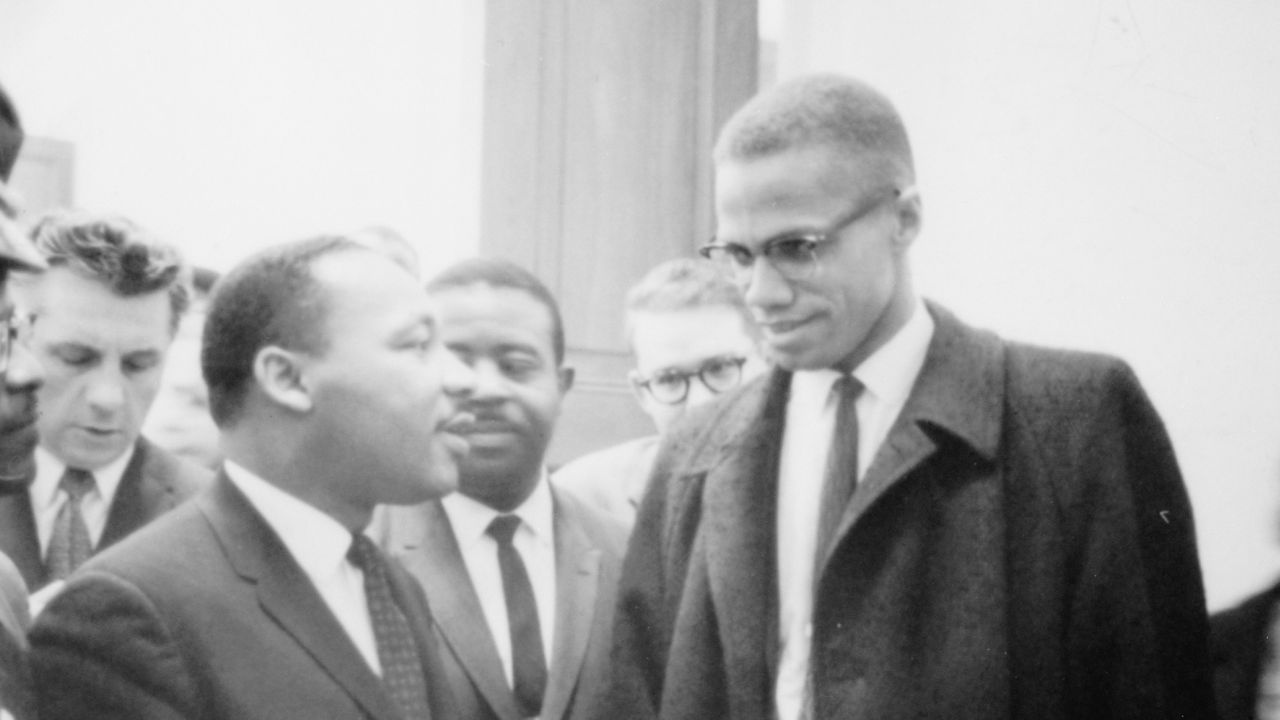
[556,437,658,482]
[134,436,215,499]
[78,491,213,587]
[1211,581,1280,653]
[553,485,628,559]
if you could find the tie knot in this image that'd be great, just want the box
[487,514,521,547]
[59,468,96,501]
[833,374,863,399]
[346,533,382,573]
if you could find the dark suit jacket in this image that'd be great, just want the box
[0,436,211,590]
[0,551,32,720]
[28,472,458,720]
[381,486,627,720]
[611,302,1215,720]
[1210,580,1280,720]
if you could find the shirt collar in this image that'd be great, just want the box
[223,460,356,579]
[855,297,934,410]
[31,443,137,510]
[441,469,555,550]
[789,297,934,407]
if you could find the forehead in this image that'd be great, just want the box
[630,306,754,373]
[34,267,172,346]
[310,251,430,333]
[714,145,881,242]
[431,284,556,355]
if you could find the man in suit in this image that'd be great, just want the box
[1210,581,1280,719]
[0,212,211,593]
[553,258,763,529]
[610,74,1215,719]
[380,258,627,720]
[30,235,477,718]
[0,79,48,720]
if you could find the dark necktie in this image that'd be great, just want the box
[46,467,96,580]
[347,533,431,720]
[487,514,547,717]
[814,374,863,583]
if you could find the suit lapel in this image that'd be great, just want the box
[700,371,790,698]
[0,494,43,589]
[816,302,1005,576]
[540,488,600,720]
[201,474,402,720]
[387,500,523,720]
[101,439,179,549]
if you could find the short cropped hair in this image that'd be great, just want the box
[29,212,190,333]
[624,258,758,345]
[202,235,363,427]
[714,74,915,187]
[426,258,566,366]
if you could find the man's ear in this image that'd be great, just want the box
[892,188,923,251]
[253,345,313,414]
[558,366,576,395]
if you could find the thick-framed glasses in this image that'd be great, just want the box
[633,355,747,405]
[0,312,30,375]
[698,187,909,283]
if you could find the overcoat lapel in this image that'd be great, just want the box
[200,474,403,720]
[541,488,601,720]
[699,370,791,699]
[389,501,523,720]
[816,303,1005,578]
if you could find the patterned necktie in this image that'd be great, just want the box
[347,533,431,720]
[814,374,863,584]
[46,467,96,580]
[487,514,547,717]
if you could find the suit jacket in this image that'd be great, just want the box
[1210,580,1280,720]
[382,485,627,720]
[0,436,212,590]
[611,302,1215,720]
[27,472,458,720]
[553,436,659,530]
[0,552,32,720]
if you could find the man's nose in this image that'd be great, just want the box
[740,257,794,310]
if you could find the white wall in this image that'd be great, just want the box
[767,0,1280,610]
[0,0,484,277]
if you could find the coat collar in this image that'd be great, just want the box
[199,474,406,720]
[694,301,1006,703]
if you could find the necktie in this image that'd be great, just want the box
[487,514,547,717]
[347,533,431,720]
[46,467,96,580]
[814,374,863,583]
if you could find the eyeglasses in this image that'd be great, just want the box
[698,187,909,283]
[632,355,748,405]
[0,312,30,375]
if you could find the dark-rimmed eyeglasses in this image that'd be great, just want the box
[698,187,910,283]
[632,355,747,405]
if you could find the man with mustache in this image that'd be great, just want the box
[380,258,627,720]
[610,74,1214,719]
[0,79,48,720]
[30,236,476,719]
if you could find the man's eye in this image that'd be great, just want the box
[500,357,539,378]
[768,237,816,262]
[722,244,755,266]
[124,356,160,374]
[652,373,689,391]
[55,350,96,367]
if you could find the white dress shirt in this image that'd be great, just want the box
[223,461,383,676]
[441,473,557,689]
[774,299,934,720]
[29,444,136,554]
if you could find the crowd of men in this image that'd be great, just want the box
[0,71,1272,720]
